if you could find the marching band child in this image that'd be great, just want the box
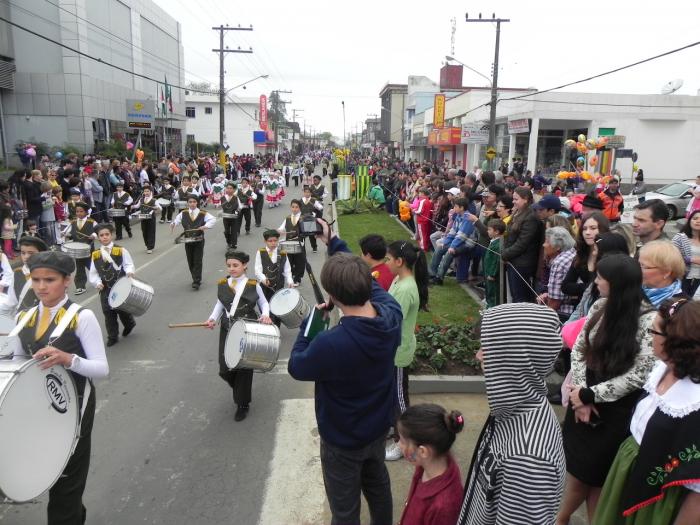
[132,185,161,254]
[254,230,295,323]
[237,178,256,236]
[110,182,133,240]
[211,176,224,208]
[221,182,241,250]
[278,199,305,284]
[88,223,136,346]
[205,250,272,422]
[65,202,97,295]
[157,178,176,223]
[300,186,323,253]
[171,195,216,290]
[7,235,48,310]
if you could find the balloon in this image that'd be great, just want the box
[589,155,598,167]
[633,163,639,172]
[136,149,144,161]
[26,147,36,158]
[126,141,134,150]
[576,142,588,154]
[577,134,586,143]
[576,156,585,166]
[55,151,63,159]
[586,138,597,150]
[595,137,607,149]
[564,139,576,148]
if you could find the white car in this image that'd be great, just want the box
[642,179,696,219]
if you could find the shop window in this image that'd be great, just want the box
[186,107,196,118]
[205,107,213,114]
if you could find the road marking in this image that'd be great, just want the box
[257,398,326,525]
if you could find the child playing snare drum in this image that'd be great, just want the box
[205,250,272,422]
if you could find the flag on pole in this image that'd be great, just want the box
[160,85,166,117]
[165,76,173,114]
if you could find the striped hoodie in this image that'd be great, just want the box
[457,303,565,525]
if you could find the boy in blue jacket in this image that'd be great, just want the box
[288,219,402,525]
[428,198,475,285]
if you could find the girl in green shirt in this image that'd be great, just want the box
[384,241,429,461]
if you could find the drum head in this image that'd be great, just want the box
[0,314,16,356]
[270,288,300,316]
[0,360,79,501]
[108,277,131,309]
[224,320,247,369]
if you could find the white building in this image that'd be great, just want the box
[0,0,185,162]
[184,92,260,155]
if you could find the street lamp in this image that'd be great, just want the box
[225,74,269,95]
[444,56,491,87]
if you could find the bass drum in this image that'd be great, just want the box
[224,320,280,372]
[0,359,79,502]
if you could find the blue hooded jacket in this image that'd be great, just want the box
[288,237,403,449]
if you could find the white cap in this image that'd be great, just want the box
[446,187,460,196]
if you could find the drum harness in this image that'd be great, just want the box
[8,303,93,423]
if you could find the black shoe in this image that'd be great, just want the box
[255,223,261,227]
[128,232,133,238]
[106,338,118,347]
[234,405,249,422]
[115,237,123,241]
[193,282,200,290]
[245,231,250,235]
[122,322,136,337]
[431,277,444,286]
[312,249,318,253]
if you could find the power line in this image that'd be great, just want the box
[501,97,700,109]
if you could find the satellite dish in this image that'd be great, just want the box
[660,79,683,95]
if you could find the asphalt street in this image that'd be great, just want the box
[1,180,323,524]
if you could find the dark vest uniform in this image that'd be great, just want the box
[284,216,300,240]
[221,195,239,215]
[238,188,254,208]
[69,218,96,249]
[113,192,131,209]
[90,246,125,288]
[158,186,175,200]
[300,198,318,216]
[311,184,325,200]
[139,197,158,216]
[259,249,287,291]
[13,268,37,310]
[176,187,194,201]
[180,210,207,239]
[216,277,259,331]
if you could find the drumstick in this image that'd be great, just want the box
[168,322,210,328]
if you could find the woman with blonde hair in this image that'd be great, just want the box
[638,241,686,308]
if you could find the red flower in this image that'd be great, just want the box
[671,458,680,468]
[664,463,673,473]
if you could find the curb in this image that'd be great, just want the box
[409,374,486,394]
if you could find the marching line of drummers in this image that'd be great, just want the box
[0,174,327,520]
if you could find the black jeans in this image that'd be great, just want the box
[506,264,536,303]
[185,239,204,284]
[238,208,252,233]
[287,252,306,284]
[682,277,700,297]
[140,217,156,250]
[160,204,173,222]
[222,217,239,247]
[47,387,95,525]
[74,256,90,289]
[320,435,393,525]
[100,288,135,340]
[253,199,263,227]
[114,216,131,238]
[218,327,253,406]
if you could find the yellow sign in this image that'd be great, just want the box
[133,101,144,111]
[486,147,497,160]
[433,94,446,128]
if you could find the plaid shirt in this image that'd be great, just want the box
[548,247,577,315]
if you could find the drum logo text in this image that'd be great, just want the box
[45,373,70,413]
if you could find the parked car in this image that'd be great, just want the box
[641,180,696,219]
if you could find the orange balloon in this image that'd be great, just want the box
[589,155,599,166]
[576,142,588,153]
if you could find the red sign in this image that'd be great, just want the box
[259,95,268,131]
[427,127,461,146]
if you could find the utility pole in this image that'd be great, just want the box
[271,89,292,159]
[212,24,253,154]
[292,108,303,155]
[464,13,509,169]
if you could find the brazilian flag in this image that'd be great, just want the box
[356,165,371,198]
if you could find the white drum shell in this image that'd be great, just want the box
[221,213,238,219]
[269,288,310,329]
[137,213,152,220]
[108,277,154,316]
[0,314,16,355]
[224,320,280,372]
[156,198,171,207]
[174,201,188,210]
[62,242,92,259]
[0,294,15,317]
[0,359,79,502]
[279,240,302,254]
[107,208,126,217]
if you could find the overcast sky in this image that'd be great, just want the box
[155,0,700,140]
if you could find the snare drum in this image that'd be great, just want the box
[270,288,310,329]
[107,208,126,218]
[174,201,188,210]
[279,240,303,254]
[61,241,92,259]
[175,235,203,245]
[224,320,280,372]
[17,210,29,219]
[0,295,15,317]
[136,213,152,220]
[221,212,239,219]
[0,359,79,502]
[156,198,171,207]
[108,277,154,316]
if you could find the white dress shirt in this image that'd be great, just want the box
[172,208,216,229]
[208,275,270,322]
[139,169,149,186]
[134,196,162,213]
[254,248,294,287]
[111,191,133,207]
[301,197,323,212]
[88,242,135,288]
[0,252,14,290]
[278,213,301,238]
[11,295,109,379]
[6,264,29,308]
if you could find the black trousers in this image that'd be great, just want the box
[253,199,263,226]
[160,204,173,222]
[391,366,410,439]
[222,217,239,248]
[320,435,392,525]
[99,288,135,340]
[74,256,90,289]
[261,283,282,327]
[238,208,252,234]
[331,180,338,200]
[292,175,299,187]
[114,216,131,238]
[218,326,253,406]
[287,252,306,284]
[184,239,204,284]
[141,217,156,250]
[47,387,95,525]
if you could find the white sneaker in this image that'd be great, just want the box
[385,442,402,461]
[147,249,153,254]
[74,288,86,295]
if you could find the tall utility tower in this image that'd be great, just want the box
[271,89,292,157]
[450,17,456,56]
[212,24,253,151]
